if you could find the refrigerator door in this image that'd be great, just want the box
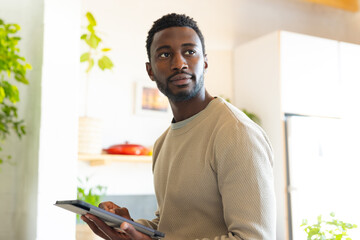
[285,115,360,240]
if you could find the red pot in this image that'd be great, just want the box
[105,143,150,155]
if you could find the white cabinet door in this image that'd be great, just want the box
[285,115,360,240]
[339,42,360,120]
[280,32,341,117]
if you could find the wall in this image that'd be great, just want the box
[0,0,44,239]
[233,0,360,46]
[0,0,81,239]
[36,0,81,239]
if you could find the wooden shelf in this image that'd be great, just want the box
[78,153,152,166]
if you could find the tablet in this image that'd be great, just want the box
[54,200,165,239]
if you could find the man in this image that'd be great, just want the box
[82,13,276,240]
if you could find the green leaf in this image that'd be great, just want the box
[86,12,97,26]
[87,33,101,49]
[80,53,90,62]
[87,25,95,34]
[20,125,26,135]
[80,34,87,40]
[101,48,111,52]
[7,24,20,34]
[0,87,5,103]
[9,84,20,103]
[301,219,308,227]
[98,58,105,70]
[98,55,114,70]
[25,63,32,70]
[13,24,21,31]
[15,73,29,84]
[2,82,20,103]
[12,36,21,41]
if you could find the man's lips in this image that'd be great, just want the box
[169,73,192,86]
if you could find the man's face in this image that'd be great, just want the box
[146,27,208,102]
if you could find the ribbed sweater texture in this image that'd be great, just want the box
[137,97,276,240]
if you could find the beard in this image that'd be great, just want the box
[154,72,205,102]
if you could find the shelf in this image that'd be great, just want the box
[78,153,152,166]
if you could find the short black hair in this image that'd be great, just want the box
[146,13,205,61]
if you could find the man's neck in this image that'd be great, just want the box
[169,90,214,122]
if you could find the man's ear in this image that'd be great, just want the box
[146,62,155,81]
[204,54,208,73]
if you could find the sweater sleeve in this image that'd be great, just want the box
[135,209,160,232]
[135,136,162,234]
[135,211,159,229]
[206,120,276,240]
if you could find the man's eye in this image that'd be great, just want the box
[159,53,170,58]
[185,50,196,55]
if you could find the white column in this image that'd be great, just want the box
[36,0,81,239]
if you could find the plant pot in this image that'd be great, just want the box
[78,117,103,154]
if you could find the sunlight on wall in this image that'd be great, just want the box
[304,0,358,11]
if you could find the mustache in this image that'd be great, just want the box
[167,71,194,82]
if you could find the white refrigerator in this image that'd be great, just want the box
[285,114,360,239]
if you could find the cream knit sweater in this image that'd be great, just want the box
[138,97,276,240]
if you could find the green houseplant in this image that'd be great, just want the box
[77,177,107,220]
[80,12,114,75]
[0,18,31,167]
[80,11,114,111]
[78,12,114,155]
[301,212,358,240]
[76,176,107,239]
[221,95,261,125]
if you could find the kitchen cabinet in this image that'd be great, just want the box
[233,31,359,240]
[339,41,360,120]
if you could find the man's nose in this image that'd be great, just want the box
[171,53,188,71]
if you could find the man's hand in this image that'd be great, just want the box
[99,201,132,220]
[81,201,152,240]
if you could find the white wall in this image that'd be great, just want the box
[36,0,81,239]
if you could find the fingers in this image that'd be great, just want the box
[99,201,120,211]
[82,213,151,240]
[115,208,131,220]
[81,215,110,240]
[84,213,133,240]
[82,214,133,240]
[99,202,131,219]
[121,222,152,240]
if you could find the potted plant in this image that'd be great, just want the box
[301,212,358,239]
[0,18,31,169]
[76,176,107,240]
[221,95,261,125]
[78,12,114,155]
